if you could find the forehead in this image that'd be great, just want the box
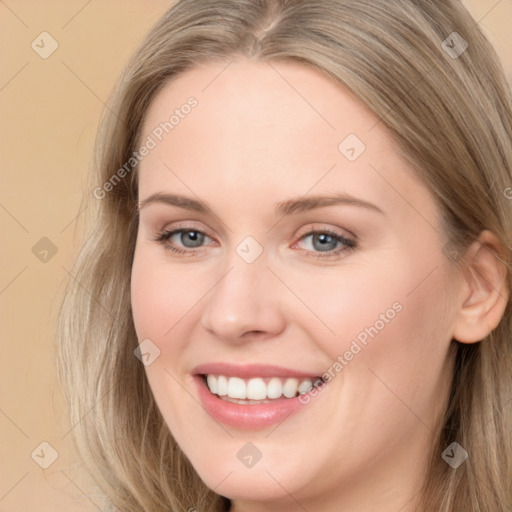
[141,57,379,163]
[137,57,439,229]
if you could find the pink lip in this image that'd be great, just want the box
[191,362,321,379]
[191,363,325,430]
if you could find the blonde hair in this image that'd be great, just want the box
[57,1,512,510]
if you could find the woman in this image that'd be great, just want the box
[57,1,512,510]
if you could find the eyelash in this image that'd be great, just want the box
[153,226,357,260]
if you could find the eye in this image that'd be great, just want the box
[293,228,357,259]
[154,227,214,255]
[153,225,357,260]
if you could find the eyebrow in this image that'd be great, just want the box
[138,192,385,217]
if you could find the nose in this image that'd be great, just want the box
[200,254,287,344]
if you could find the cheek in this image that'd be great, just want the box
[282,263,410,362]
[131,249,202,342]
[130,250,200,437]
[297,255,453,394]
[333,262,454,433]
[302,266,453,462]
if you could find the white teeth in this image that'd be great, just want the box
[217,375,228,396]
[266,377,283,399]
[204,374,320,401]
[206,374,217,394]
[298,379,313,394]
[246,378,267,400]
[227,377,246,399]
[283,378,299,398]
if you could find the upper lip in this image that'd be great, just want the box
[192,362,322,379]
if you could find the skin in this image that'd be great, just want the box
[130,57,508,512]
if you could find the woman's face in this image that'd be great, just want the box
[131,58,462,510]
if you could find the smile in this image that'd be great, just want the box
[204,374,320,402]
[192,363,326,429]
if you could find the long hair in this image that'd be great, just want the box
[57,1,512,510]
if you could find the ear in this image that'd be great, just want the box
[452,230,509,344]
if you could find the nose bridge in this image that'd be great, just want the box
[200,245,285,341]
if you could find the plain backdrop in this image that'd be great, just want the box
[1,1,511,510]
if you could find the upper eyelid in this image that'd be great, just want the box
[161,221,215,238]
[296,223,355,240]
[144,203,359,240]
[160,222,350,235]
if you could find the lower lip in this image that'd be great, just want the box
[194,375,318,429]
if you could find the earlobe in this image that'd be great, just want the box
[451,230,509,344]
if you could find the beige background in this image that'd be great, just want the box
[1,1,511,510]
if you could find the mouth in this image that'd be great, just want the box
[191,363,326,429]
